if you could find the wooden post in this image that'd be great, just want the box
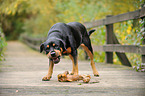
[141,5,145,64]
[141,20,145,64]
[105,15,113,63]
[105,15,131,66]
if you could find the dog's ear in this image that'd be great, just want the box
[40,43,44,53]
[59,40,66,51]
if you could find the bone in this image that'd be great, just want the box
[57,71,91,83]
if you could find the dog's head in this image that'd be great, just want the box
[40,38,66,64]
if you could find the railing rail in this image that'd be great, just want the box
[84,7,145,28]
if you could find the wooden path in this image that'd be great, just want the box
[0,41,145,96]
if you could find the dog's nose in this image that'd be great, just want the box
[50,51,56,57]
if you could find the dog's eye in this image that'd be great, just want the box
[55,45,59,48]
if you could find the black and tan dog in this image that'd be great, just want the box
[40,22,99,81]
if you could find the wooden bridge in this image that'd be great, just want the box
[0,6,145,96]
[0,41,145,96]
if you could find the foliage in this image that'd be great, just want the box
[0,27,7,61]
[107,0,142,15]
[23,0,110,37]
[0,0,29,40]
[0,0,144,69]
[133,63,145,72]
[0,0,142,38]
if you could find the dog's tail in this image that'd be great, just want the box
[88,29,95,36]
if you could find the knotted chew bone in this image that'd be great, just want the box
[57,71,91,83]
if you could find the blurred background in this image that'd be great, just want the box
[0,0,144,67]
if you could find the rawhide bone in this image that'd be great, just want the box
[57,71,91,83]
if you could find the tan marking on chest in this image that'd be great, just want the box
[63,47,71,54]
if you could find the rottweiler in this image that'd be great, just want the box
[40,22,99,81]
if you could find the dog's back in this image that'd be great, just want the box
[67,22,88,48]
[47,22,91,49]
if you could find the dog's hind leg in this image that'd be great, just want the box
[81,43,99,76]
[42,59,54,81]
[69,53,78,75]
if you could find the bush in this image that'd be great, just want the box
[0,27,7,61]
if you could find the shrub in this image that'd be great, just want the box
[0,27,7,61]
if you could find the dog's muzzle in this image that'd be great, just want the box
[49,51,60,64]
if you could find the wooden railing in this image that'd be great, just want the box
[21,35,46,51]
[21,6,145,67]
[84,6,145,67]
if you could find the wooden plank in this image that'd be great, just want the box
[112,33,131,66]
[21,35,45,46]
[84,19,105,28]
[25,40,40,51]
[93,45,145,55]
[92,45,104,52]
[103,45,139,53]
[140,5,145,18]
[83,8,145,28]
[116,52,131,67]
[140,46,145,54]
[105,10,140,25]
[22,35,45,42]
[22,36,40,51]
[84,9,140,27]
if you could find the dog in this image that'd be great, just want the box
[40,22,99,81]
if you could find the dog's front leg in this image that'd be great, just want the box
[42,59,54,81]
[69,54,78,75]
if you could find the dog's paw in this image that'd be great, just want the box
[42,76,52,81]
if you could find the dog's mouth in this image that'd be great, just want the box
[51,56,60,64]
[47,50,62,64]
